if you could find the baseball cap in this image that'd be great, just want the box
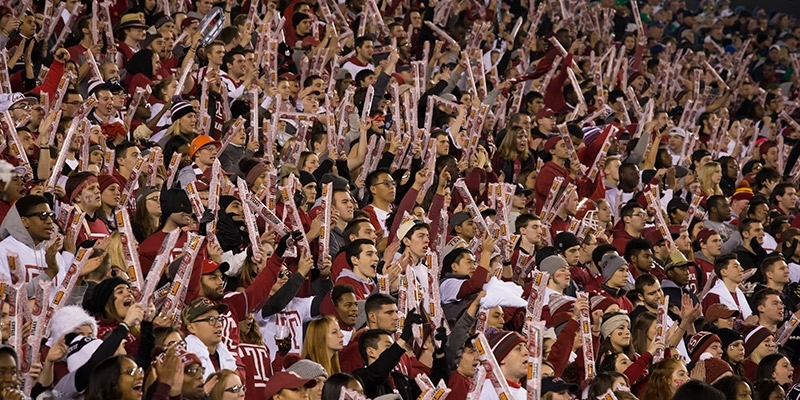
[181,16,200,30]
[541,376,578,396]
[515,183,532,196]
[667,197,690,214]
[264,372,317,399]
[669,127,687,138]
[543,136,562,153]
[200,260,230,275]
[449,211,471,229]
[705,304,739,323]
[181,298,229,325]
[536,107,555,120]
[664,250,696,271]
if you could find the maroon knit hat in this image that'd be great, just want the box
[687,331,721,363]
[486,328,526,362]
[696,228,718,245]
[743,325,773,358]
[704,357,733,384]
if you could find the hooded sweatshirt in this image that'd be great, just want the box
[0,204,74,298]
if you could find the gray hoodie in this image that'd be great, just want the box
[0,204,74,297]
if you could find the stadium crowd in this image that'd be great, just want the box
[0,0,798,399]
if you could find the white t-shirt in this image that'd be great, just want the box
[256,296,314,357]
[479,379,527,400]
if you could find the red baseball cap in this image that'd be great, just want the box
[201,260,230,275]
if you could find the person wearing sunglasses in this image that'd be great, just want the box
[0,195,76,296]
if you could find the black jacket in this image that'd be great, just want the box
[353,342,420,400]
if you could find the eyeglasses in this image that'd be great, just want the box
[372,180,395,188]
[632,212,647,218]
[0,368,17,377]
[23,211,56,221]
[279,269,292,279]
[165,339,186,348]
[193,316,224,325]
[10,103,32,111]
[225,385,247,393]
[185,365,206,376]
[124,366,144,376]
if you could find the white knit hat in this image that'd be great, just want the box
[47,305,98,347]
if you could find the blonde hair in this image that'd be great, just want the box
[300,315,341,375]
[497,126,530,161]
[699,161,724,197]
[208,369,240,400]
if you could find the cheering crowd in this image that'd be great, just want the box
[0,0,798,399]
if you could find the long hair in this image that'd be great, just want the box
[755,354,787,382]
[497,125,530,161]
[209,369,240,400]
[753,379,783,400]
[301,315,342,375]
[133,187,160,240]
[322,373,362,400]
[587,372,630,399]
[85,355,128,400]
[712,375,751,400]
[240,314,265,346]
[152,77,176,101]
[641,358,686,400]
[104,232,127,276]
[631,312,657,357]
[102,278,140,337]
[699,161,724,197]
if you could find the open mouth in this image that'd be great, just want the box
[214,329,222,336]
[123,298,133,307]
[133,381,143,395]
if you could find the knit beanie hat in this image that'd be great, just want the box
[703,357,734,384]
[47,305,99,347]
[97,174,122,193]
[743,325,773,358]
[591,295,617,314]
[287,359,329,379]
[66,334,103,371]
[539,255,569,277]
[87,276,130,317]
[716,328,744,350]
[600,313,630,338]
[687,331,722,363]
[161,188,193,218]
[171,101,195,122]
[600,253,627,282]
[486,327,526,362]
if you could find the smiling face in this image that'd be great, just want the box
[118,357,144,400]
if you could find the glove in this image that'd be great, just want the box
[783,238,799,261]
[199,210,215,224]
[400,309,424,343]
[750,237,767,257]
[275,231,304,257]
[433,321,448,356]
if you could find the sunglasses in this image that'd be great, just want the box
[225,385,247,393]
[23,211,55,221]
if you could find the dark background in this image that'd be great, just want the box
[728,0,798,15]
